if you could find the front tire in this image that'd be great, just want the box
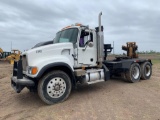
[38,70,72,104]
[125,63,141,83]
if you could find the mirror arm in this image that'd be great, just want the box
[82,45,88,51]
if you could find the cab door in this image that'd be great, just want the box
[77,30,97,66]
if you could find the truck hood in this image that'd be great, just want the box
[22,42,73,55]
[22,42,74,66]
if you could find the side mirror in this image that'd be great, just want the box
[83,41,94,51]
[88,42,94,47]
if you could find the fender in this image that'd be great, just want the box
[36,62,76,87]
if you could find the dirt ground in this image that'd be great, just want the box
[0,60,160,120]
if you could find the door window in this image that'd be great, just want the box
[79,30,93,47]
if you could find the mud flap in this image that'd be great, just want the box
[102,64,110,81]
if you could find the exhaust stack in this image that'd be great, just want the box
[97,12,104,68]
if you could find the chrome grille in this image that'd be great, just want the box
[22,55,27,71]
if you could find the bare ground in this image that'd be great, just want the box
[0,62,160,120]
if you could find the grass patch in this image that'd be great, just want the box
[151,59,160,64]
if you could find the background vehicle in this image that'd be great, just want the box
[11,12,152,104]
[6,49,21,64]
[0,48,11,59]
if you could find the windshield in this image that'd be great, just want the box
[54,28,78,44]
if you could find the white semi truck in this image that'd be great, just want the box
[11,12,152,104]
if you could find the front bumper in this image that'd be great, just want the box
[11,76,35,93]
[11,60,35,93]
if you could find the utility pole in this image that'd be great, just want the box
[11,41,12,51]
[113,41,114,54]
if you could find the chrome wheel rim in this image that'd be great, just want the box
[145,65,151,76]
[47,77,66,98]
[132,66,140,79]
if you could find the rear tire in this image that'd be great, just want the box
[38,70,72,104]
[140,62,152,80]
[125,63,141,83]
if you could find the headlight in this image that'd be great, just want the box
[27,66,38,75]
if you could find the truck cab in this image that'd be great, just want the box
[11,13,108,104]
[53,24,98,67]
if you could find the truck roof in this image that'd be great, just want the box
[60,23,95,32]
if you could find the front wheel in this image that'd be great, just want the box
[38,70,72,104]
[125,63,141,83]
